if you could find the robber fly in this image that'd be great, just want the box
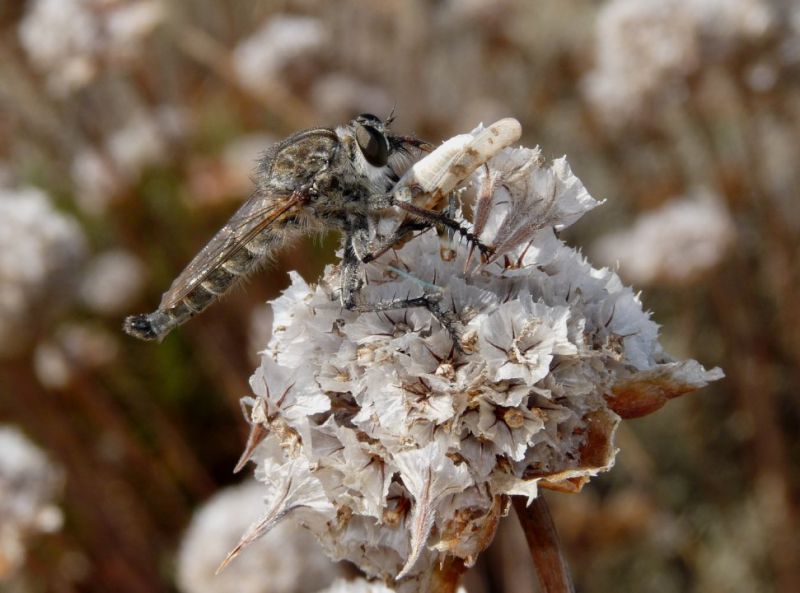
[124,114,521,342]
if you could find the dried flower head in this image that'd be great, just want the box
[0,427,64,580]
[230,123,723,590]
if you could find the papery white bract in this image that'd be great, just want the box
[177,480,341,593]
[233,121,723,590]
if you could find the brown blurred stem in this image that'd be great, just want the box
[429,556,467,593]
[513,495,575,593]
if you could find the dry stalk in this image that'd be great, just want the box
[513,495,575,593]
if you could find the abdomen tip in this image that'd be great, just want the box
[123,314,159,341]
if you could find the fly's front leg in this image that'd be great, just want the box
[357,221,428,264]
[390,198,494,263]
[339,225,414,309]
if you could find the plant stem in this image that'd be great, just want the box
[513,495,575,593]
[429,556,467,593]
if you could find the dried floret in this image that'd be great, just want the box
[177,481,341,593]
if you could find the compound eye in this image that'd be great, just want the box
[355,124,389,167]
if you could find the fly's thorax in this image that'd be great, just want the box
[293,129,390,224]
[256,128,340,194]
[307,167,369,217]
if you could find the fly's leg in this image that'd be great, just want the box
[356,221,428,264]
[339,233,365,310]
[340,230,462,349]
[354,210,491,267]
[352,292,461,349]
[389,199,494,263]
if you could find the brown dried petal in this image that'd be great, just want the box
[607,361,724,419]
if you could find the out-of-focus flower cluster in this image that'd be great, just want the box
[232,126,722,590]
[0,427,64,580]
[584,0,776,123]
[176,481,341,593]
[71,106,186,215]
[0,186,87,357]
[78,249,147,315]
[19,0,165,96]
[233,15,329,97]
[33,323,120,389]
[592,189,735,285]
[230,12,394,122]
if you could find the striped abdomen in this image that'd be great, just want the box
[124,230,281,341]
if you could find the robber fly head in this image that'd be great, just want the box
[336,114,432,186]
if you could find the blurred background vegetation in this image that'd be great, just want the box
[0,1,798,592]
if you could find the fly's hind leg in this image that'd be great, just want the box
[353,292,461,349]
[341,230,462,350]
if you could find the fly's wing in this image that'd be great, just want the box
[158,127,340,310]
[158,189,306,309]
